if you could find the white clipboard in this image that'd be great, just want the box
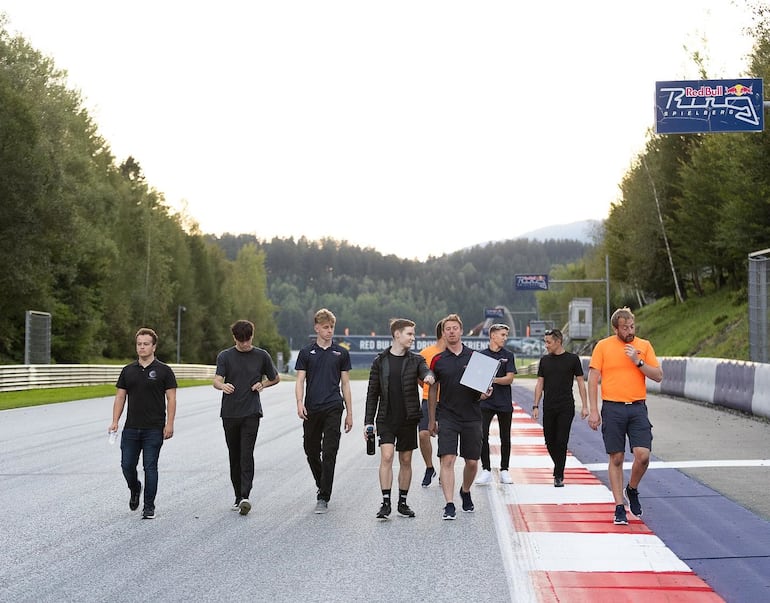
[460,351,501,393]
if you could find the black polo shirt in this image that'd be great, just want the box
[430,344,481,422]
[116,359,177,429]
[294,342,351,413]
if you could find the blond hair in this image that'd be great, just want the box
[314,308,337,326]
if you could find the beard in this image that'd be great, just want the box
[620,333,635,343]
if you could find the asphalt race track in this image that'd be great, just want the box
[1,379,768,602]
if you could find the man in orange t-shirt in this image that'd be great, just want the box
[418,319,444,487]
[588,307,663,526]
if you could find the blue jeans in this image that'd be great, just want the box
[121,428,164,510]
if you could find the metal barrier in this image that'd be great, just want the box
[0,364,216,393]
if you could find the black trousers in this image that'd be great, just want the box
[303,407,343,502]
[542,405,575,478]
[480,408,512,471]
[222,414,260,499]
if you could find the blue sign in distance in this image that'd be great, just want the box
[655,78,764,134]
[485,307,505,319]
[514,274,549,291]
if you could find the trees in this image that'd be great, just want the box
[0,22,287,364]
[7,12,770,365]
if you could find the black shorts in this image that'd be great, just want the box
[600,401,653,454]
[436,415,482,460]
[377,422,418,451]
[418,399,430,432]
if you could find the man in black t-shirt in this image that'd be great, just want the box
[214,320,280,515]
[110,328,177,519]
[427,314,482,520]
[476,323,517,486]
[533,329,588,487]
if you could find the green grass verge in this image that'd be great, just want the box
[634,287,749,360]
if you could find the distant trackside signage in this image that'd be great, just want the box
[655,78,764,134]
[514,274,549,291]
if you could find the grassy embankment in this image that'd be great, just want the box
[0,287,750,412]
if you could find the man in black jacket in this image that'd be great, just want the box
[364,318,434,520]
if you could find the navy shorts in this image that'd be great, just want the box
[418,399,430,432]
[436,415,482,460]
[377,422,418,451]
[600,401,653,454]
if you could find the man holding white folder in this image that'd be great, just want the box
[427,313,483,520]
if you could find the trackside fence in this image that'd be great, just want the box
[0,364,216,393]
[578,356,770,421]
[3,358,769,421]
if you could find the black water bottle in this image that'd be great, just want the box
[366,425,376,455]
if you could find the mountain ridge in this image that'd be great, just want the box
[514,219,603,245]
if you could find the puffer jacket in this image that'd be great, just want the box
[364,346,432,426]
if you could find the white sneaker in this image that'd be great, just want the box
[474,469,493,485]
[500,470,514,484]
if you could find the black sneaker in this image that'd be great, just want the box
[442,502,456,520]
[554,477,564,488]
[625,485,643,517]
[129,482,142,511]
[142,507,155,519]
[231,497,243,511]
[397,502,415,518]
[613,504,628,525]
[238,499,252,516]
[421,467,436,488]
[459,488,474,513]
[376,501,391,519]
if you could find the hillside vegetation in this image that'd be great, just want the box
[2,11,770,368]
[633,287,749,361]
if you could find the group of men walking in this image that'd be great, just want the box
[109,306,661,525]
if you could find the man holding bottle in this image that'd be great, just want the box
[364,318,434,520]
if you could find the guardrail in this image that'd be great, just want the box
[4,358,769,422]
[0,364,216,393]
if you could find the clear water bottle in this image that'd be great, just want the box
[366,425,375,455]
[108,429,118,445]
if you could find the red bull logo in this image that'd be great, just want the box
[682,84,753,98]
[725,84,753,96]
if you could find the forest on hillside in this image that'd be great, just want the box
[210,234,592,348]
[3,8,770,365]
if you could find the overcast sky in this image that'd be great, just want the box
[1,1,756,260]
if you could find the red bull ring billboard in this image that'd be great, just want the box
[655,78,763,134]
[307,335,493,369]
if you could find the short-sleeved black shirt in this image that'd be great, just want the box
[430,344,481,422]
[479,346,517,412]
[537,351,584,408]
[116,359,177,429]
[294,342,351,413]
[215,346,278,418]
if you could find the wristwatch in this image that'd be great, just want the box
[636,359,644,368]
